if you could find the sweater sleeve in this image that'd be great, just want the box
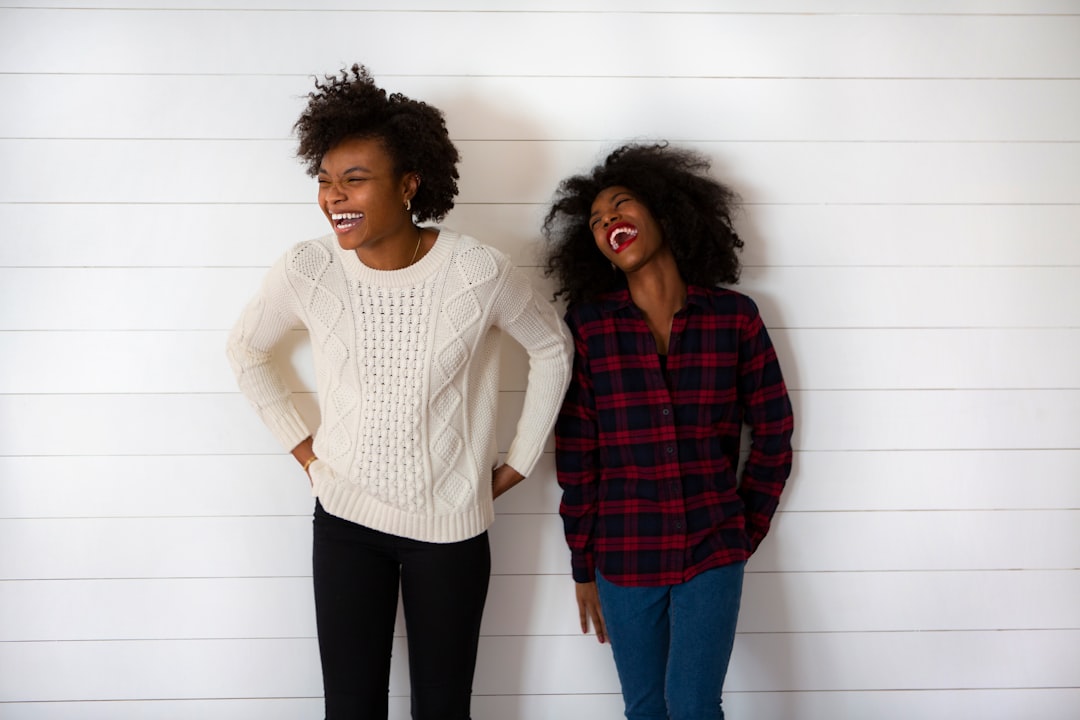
[736,298,795,552]
[225,254,312,452]
[490,264,573,478]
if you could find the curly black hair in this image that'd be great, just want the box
[543,142,744,304]
[293,64,460,223]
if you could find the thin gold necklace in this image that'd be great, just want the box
[409,228,423,266]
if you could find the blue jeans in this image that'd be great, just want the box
[596,562,745,720]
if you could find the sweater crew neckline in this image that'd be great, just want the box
[335,229,457,287]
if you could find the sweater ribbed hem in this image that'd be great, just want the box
[315,477,495,544]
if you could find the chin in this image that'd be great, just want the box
[334,235,361,251]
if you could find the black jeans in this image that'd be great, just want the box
[312,501,491,720]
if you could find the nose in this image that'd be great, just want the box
[322,179,348,203]
[601,210,619,228]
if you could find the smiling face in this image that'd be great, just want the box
[317,135,418,256]
[589,186,669,274]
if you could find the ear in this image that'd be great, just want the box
[403,172,421,204]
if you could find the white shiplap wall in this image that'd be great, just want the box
[2,1,1079,718]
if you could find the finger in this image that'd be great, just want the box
[592,606,608,644]
[578,597,590,634]
[584,598,607,644]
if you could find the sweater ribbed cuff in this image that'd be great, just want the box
[266,404,311,452]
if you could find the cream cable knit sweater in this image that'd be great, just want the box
[227,230,572,543]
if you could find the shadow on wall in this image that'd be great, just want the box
[727,184,801,716]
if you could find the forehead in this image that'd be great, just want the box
[319,136,394,173]
[590,185,633,213]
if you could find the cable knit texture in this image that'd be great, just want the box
[227,230,572,543]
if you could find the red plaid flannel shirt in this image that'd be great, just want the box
[556,285,794,586]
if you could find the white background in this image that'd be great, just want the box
[1,1,1079,718]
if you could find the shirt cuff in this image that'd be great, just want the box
[571,551,595,583]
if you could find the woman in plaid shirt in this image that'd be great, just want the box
[543,143,794,720]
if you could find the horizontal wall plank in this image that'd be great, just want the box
[736,569,1080,633]
[0,203,331,269]
[530,141,1080,205]
[721,689,1080,720]
[0,203,551,270]
[3,266,1079,331]
[0,393,318,456]
[0,328,535,394]
[750,509,1080,572]
[726,629,1080,692]
[3,569,1076,642]
[1,630,1076,701]
[740,204,1080,268]
[0,453,561,519]
[3,689,1079,720]
[0,454,320,519]
[0,267,268,331]
[0,577,320,642]
[6,75,1080,142]
[3,389,1078,456]
[0,391,556,456]
[3,10,1079,77]
[741,267,1080,330]
[773,329,1080,391]
[6,140,1080,205]
[0,637,329,702]
[3,450,1078,520]
[791,389,1080,451]
[4,0,1079,13]
[0,266,558,331]
[0,516,316,580]
[5,327,1077,395]
[0,510,1076,579]
[4,204,1079,269]
[10,689,1080,720]
[781,450,1080,512]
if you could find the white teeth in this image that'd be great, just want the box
[608,226,637,250]
[331,212,363,221]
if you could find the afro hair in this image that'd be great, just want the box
[294,64,460,223]
[543,142,744,304]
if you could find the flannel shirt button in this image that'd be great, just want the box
[662,408,670,416]
[666,446,674,454]
[675,522,683,529]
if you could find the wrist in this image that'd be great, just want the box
[302,455,318,473]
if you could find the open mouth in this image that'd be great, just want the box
[331,212,363,232]
[606,222,638,253]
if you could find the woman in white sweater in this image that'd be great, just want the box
[226,64,572,720]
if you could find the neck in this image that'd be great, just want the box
[625,252,686,316]
[356,224,424,271]
[625,252,686,355]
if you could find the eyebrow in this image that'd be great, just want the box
[317,165,372,176]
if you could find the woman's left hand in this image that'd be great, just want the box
[491,464,525,499]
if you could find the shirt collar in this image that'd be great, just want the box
[597,284,712,313]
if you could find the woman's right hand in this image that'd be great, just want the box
[290,436,317,486]
[303,456,318,485]
[575,581,607,644]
